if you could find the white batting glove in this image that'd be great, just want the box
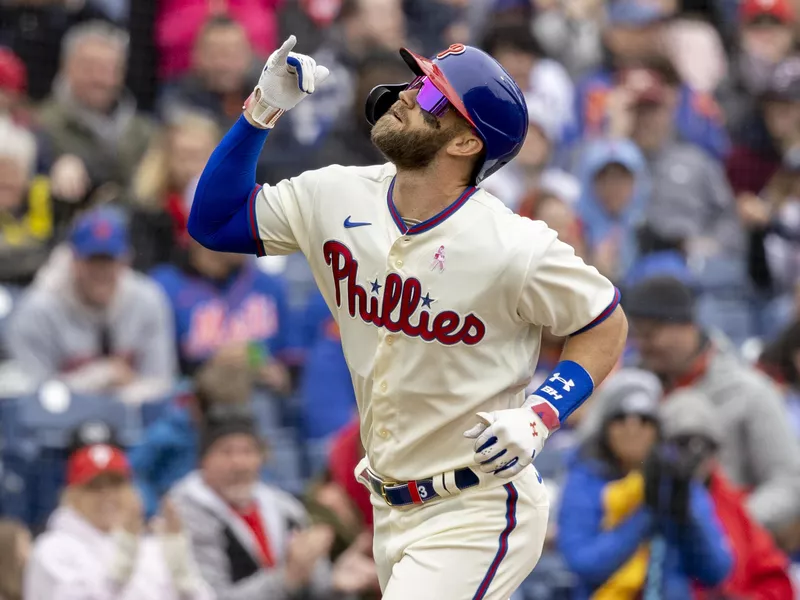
[244,35,330,128]
[464,407,549,478]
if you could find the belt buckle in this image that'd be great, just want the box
[379,478,399,506]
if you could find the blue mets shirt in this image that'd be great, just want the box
[151,261,291,373]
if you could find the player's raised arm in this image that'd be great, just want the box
[187,35,329,254]
[465,229,628,479]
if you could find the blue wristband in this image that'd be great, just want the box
[532,360,595,425]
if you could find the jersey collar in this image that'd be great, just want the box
[387,176,477,235]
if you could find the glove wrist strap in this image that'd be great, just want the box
[524,396,560,433]
[243,89,285,129]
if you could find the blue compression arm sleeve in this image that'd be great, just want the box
[187,115,270,254]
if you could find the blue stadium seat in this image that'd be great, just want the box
[140,381,193,428]
[262,427,304,495]
[304,436,333,479]
[0,387,135,529]
[251,389,285,437]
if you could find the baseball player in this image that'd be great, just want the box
[187,35,628,600]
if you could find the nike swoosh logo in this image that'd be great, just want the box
[344,216,371,228]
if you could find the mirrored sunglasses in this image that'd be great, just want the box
[407,75,450,118]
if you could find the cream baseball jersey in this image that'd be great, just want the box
[250,162,617,481]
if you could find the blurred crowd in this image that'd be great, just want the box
[2,0,800,598]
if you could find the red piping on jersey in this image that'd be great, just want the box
[572,287,620,336]
[247,184,266,257]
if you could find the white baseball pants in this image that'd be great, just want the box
[367,466,550,600]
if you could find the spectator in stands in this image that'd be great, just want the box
[558,368,733,599]
[737,146,800,337]
[7,24,91,205]
[481,22,575,145]
[170,409,378,599]
[718,0,797,135]
[0,519,30,600]
[155,0,280,81]
[609,64,743,262]
[157,17,260,131]
[298,291,357,444]
[661,389,796,598]
[37,20,156,209]
[518,189,586,261]
[129,349,254,519]
[320,418,371,529]
[151,238,291,390]
[128,112,221,272]
[566,1,729,161]
[304,445,381,598]
[530,0,604,78]
[483,97,579,212]
[623,224,693,291]
[575,138,649,283]
[289,0,407,148]
[0,0,113,100]
[619,276,800,535]
[758,318,800,438]
[6,207,177,402]
[661,2,727,96]
[0,119,56,286]
[728,58,800,318]
[304,486,377,593]
[308,52,407,171]
[0,48,28,124]
[25,443,212,600]
[727,56,800,197]
[257,0,411,184]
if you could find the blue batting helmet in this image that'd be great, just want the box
[365,43,529,184]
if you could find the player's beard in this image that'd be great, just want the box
[371,112,460,170]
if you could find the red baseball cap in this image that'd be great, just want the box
[0,48,26,95]
[740,0,794,24]
[67,444,131,486]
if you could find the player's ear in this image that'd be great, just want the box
[445,131,483,160]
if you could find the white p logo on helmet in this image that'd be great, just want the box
[436,44,466,60]
[89,445,113,468]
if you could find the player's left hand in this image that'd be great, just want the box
[245,35,330,128]
[464,408,549,478]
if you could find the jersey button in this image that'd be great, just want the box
[396,260,404,268]
[385,336,394,346]
[380,381,388,392]
[378,429,390,438]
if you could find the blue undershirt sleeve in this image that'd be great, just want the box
[187,115,270,254]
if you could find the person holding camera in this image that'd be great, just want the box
[659,389,795,599]
[557,369,733,599]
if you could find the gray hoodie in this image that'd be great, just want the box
[170,471,333,600]
[6,246,176,400]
